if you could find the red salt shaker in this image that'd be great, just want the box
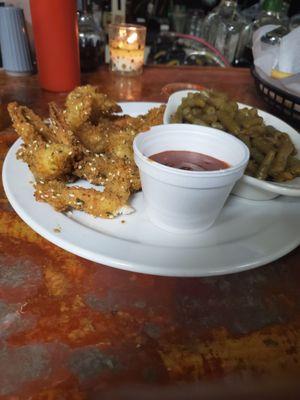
[30,0,80,92]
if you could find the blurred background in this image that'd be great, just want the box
[1,0,300,72]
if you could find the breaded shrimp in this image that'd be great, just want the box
[35,179,133,218]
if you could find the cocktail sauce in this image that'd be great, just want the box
[149,151,229,171]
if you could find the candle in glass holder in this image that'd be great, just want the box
[108,23,146,76]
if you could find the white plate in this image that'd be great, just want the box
[164,90,300,200]
[3,102,300,277]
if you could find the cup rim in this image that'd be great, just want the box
[133,124,250,178]
[108,23,146,32]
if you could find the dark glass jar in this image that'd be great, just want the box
[78,10,105,72]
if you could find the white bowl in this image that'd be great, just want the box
[164,90,300,200]
[133,124,249,234]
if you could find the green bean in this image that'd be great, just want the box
[182,95,206,108]
[182,106,191,115]
[237,133,251,148]
[272,171,294,182]
[217,110,240,135]
[171,105,183,123]
[191,107,203,118]
[170,90,300,182]
[271,141,294,173]
[201,113,218,124]
[211,122,224,130]
[242,125,266,137]
[250,147,265,164]
[206,96,226,109]
[203,105,216,115]
[238,108,252,118]
[248,108,259,117]
[278,132,297,155]
[241,116,264,129]
[287,156,300,175]
[183,112,208,126]
[265,125,277,134]
[252,137,275,155]
[256,150,276,180]
[222,101,238,115]
[245,160,258,176]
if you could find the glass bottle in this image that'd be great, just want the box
[172,4,187,34]
[78,5,105,72]
[202,1,222,44]
[234,19,253,66]
[102,0,112,33]
[253,0,285,31]
[213,1,246,64]
[202,0,245,50]
[185,9,205,37]
[92,1,103,29]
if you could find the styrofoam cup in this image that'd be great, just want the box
[133,124,249,233]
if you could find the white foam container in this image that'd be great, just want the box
[133,124,249,233]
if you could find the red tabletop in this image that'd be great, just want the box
[0,66,299,400]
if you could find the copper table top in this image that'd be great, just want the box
[0,66,299,400]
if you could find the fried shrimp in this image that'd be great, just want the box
[64,85,122,130]
[17,143,76,182]
[74,153,141,192]
[113,105,166,132]
[8,102,78,182]
[75,121,110,154]
[35,179,133,218]
[48,102,82,149]
[73,106,165,162]
[8,102,52,144]
[8,85,165,219]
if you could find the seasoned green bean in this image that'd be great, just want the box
[287,156,300,175]
[271,141,294,173]
[237,133,251,148]
[206,96,226,109]
[242,125,266,137]
[203,105,216,115]
[241,116,264,129]
[217,110,240,135]
[170,90,300,182]
[252,137,275,155]
[245,160,258,176]
[256,150,276,180]
[201,113,218,124]
[250,147,265,164]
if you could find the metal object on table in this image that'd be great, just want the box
[252,67,300,127]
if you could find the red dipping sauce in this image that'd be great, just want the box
[149,151,229,171]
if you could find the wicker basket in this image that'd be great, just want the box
[252,68,300,128]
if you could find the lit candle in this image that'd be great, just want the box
[108,24,146,76]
